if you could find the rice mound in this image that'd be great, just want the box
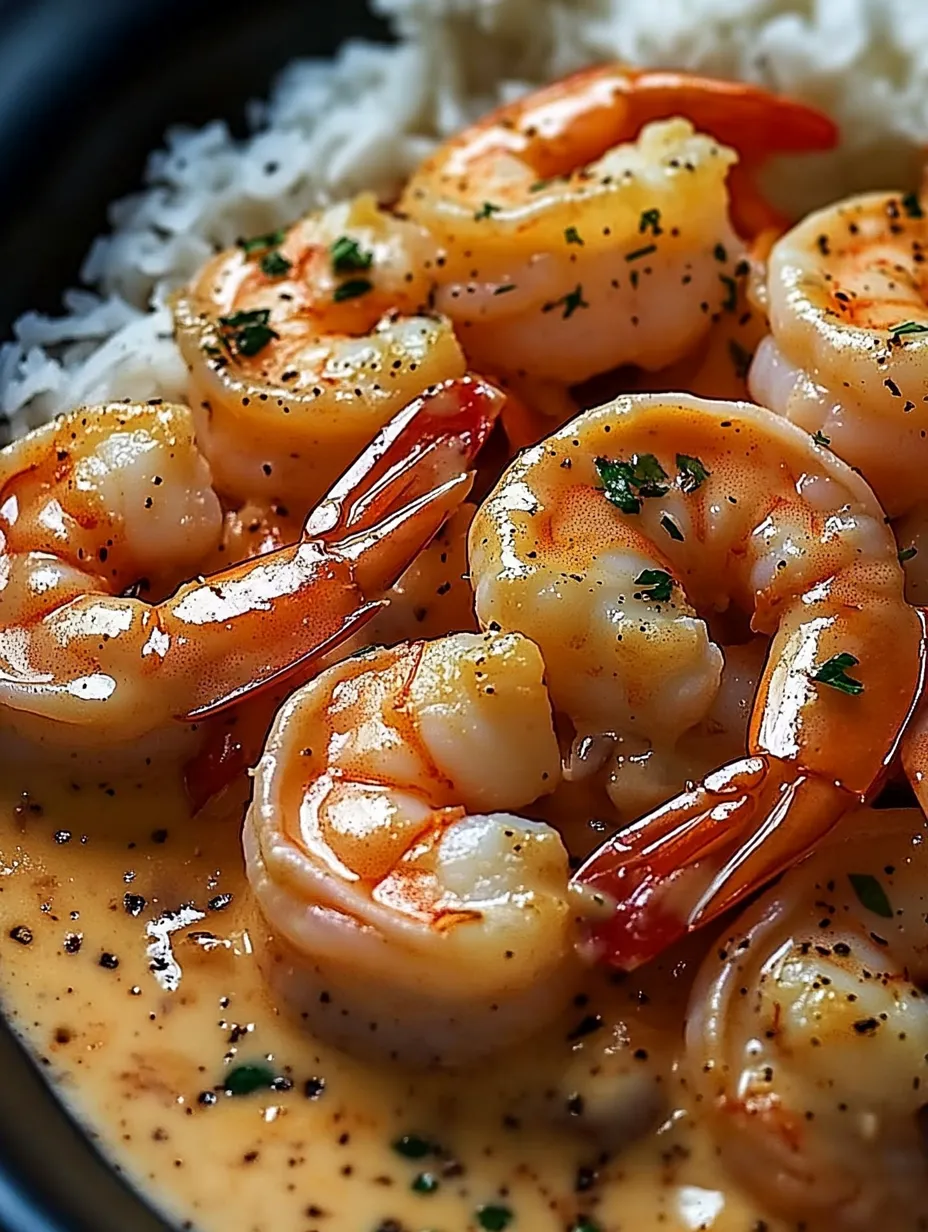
[3,0,928,439]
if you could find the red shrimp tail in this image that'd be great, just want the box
[572,755,851,970]
[304,375,504,542]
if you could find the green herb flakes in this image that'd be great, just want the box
[595,453,669,514]
[848,872,893,919]
[634,568,673,603]
[676,454,709,492]
[639,208,662,236]
[625,243,657,263]
[474,201,501,220]
[713,243,727,263]
[661,513,684,542]
[812,652,864,696]
[330,235,374,273]
[890,319,928,338]
[477,1205,514,1231]
[719,274,738,312]
[899,546,918,563]
[728,338,753,380]
[238,229,285,255]
[902,192,924,219]
[565,226,585,246]
[412,1172,440,1195]
[571,1219,603,1232]
[812,429,831,447]
[217,308,278,358]
[392,1133,433,1159]
[223,1064,276,1096]
[544,284,589,319]
[333,278,374,303]
[494,284,517,295]
[259,250,292,278]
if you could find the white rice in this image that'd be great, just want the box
[4,0,928,439]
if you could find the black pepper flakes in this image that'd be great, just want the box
[99,952,120,970]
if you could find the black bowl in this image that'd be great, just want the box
[0,2,387,1228]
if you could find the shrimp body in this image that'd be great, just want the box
[244,630,579,1066]
[174,192,465,509]
[403,117,742,385]
[687,808,928,1227]
[750,191,928,522]
[399,65,836,387]
[469,393,923,968]
[0,379,501,764]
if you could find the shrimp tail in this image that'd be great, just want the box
[572,755,853,970]
[182,376,502,805]
[619,69,838,237]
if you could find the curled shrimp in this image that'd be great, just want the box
[398,65,836,391]
[173,192,466,509]
[686,807,928,1228]
[244,630,580,1066]
[469,392,924,969]
[750,190,928,527]
[0,377,501,768]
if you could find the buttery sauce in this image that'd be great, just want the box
[0,769,781,1232]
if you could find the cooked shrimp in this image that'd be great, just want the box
[399,66,835,390]
[469,392,924,969]
[750,190,928,526]
[0,378,501,767]
[686,807,928,1227]
[173,192,466,510]
[244,630,580,1066]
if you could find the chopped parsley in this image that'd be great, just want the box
[529,178,552,192]
[812,429,831,447]
[719,274,738,312]
[223,1064,276,1096]
[494,283,517,295]
[812,652,863,696]
[625,242,657,263]
[639,208,662,236]
[218,308,279,358]
[899,545,918,563]
[634,568,673,602]
[392,1133,433,1159]
[543,284,589,319]
[902,191,924,219]
[474,201,501,220]
[676,454,709,492]
[571,1220,603,1232]
[661,512,684,541]
[259,249,292,278]
[595,453,669,514]
[477,1206,513,1231]
[333,278,374,303]
[728,338,753,380]
[238,229,285,255]
[565,226,585,246]
[330,235,374,273]
[848,872,893,919]
[890,319,928,338]
[411,1172,440,1194]
[713,243,727,263]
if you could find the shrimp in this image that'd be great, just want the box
[749,190,928,526]
[0,377,502,767]
[398,66,836,391]
[244,630,580,1066]
[173,192,466,510]
[469,392,924,970]
[686,807,928,1228]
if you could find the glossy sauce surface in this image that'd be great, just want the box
[0,769,786,1232]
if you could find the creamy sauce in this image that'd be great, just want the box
[0,769,795,1231]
